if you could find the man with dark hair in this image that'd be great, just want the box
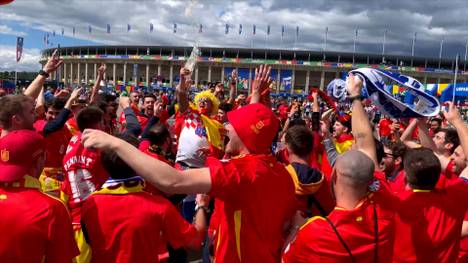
[403,148,441,189]
[0,95,35,135]
[34,88,82,196]
[142,93,156,117]
[381,141,406,181]
[392,147,468,262]
[283,125,323,215]
[332,113,354,154]
[417,119,460,174]
[61,105,108,263]
[81,134,208,263]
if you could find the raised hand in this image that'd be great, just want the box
[252,64,272,95]
[119,95,131,109]
[82,129,119,151]
[97,63,107,76]
[43,50,64,74]
[443,102,463,125]
[346,73,363,97]
[178,67,192,93]
[153,101,164,117]
[69,87,82,101]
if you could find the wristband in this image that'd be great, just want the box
[38,69,50,78]
[348,95,363,102]
[194,204,210,214]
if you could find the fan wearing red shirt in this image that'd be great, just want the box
[82,101,298,262]
[392,148,468,263]
[34,88,82,196]
[0,130,78,263]
[61,106,109,263]
[283,75,396,262]
[81,134,208,263]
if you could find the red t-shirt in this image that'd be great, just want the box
[207,154,297,263]
[62,133,109,224]
[0,177,79,263]
[81,187,200,263]
[283,190,396,263]
[379,118,393,138]
[393,178,468,263]
[459,211,468,262]
[34,119,72,169]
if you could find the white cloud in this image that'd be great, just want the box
[0,45,42,72]
[0,25,26,37]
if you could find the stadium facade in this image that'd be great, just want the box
[40,45,468,94]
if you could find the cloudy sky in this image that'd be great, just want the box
[1,0,468,71]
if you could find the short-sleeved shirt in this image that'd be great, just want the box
[62,133,108,224]
[393,178,468,263]
[176,109,210,168]
[81,183,199,263]
[207,154,297,263]
[282,190,396,263]
[0,176,79,263]
[34,119,72,169]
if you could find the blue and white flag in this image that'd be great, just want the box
[253,24,256,35]
[349,68,440,118]
[173,23,177,33]
[150,23,154,33]
[239,24,242,35]
[327,79,347,102]
[106,24,111,34]
[225,24,229,34]
[127,24,131,32]
[267,24,270,35]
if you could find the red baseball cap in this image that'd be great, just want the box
[227,103,279,154]
[0,130,45,182]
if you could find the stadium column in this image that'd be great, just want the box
[77,63,81,85]
[63,63,67,85]
[208,66,212,82]
[423,74,428,85]
[221,66,225,84]
[169,64,173,87]
[146,64,150,88]
[123,63,127,84]
[85,63,89,85]
[305,70,310,94]
[94,64,97,84]
[157,64,161,76]
[319,70,325,90]
[276,69,281,93]
[290,70,295,95]
[70,63,73,84]
[113,64,116,86]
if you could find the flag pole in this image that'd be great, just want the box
[453,54,459,104]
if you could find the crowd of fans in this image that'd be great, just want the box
[0,49,467,263]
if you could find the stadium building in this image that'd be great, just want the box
[40,45,468,96]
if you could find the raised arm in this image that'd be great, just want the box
[417,118,437,151]
[400,119,421,148]
[251,64,272,106]
[176,68,192,114]
[24,50,63,100]
[443,102,468,177]
[227,69,238,105]
[81,129,211,194]
[347,73,378,167]
[89,64,106,104]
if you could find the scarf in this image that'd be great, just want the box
[349,68,440,118]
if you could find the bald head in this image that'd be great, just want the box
[335,150,375,189]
